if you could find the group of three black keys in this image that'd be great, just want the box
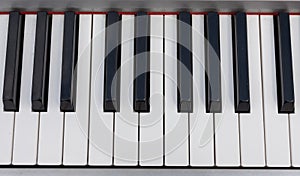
[1,11,294,114]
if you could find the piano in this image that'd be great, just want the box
[1,0,300,175]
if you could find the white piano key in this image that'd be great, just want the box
[37,15,64,165]
[260,15,290,167]
[239,15,266,167]
[139,15,164,166]
[114,15,138,166]
[12,15,39,165]
[189,14,214,166]
[214,15,240,166]
[289,15,300,167]
[88,14,114,166]
[63,15,91,165]
[164,15,189,166]
[0,15,14,165]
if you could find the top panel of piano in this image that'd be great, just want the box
[2,0,300,12]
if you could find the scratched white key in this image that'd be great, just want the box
[89,14,114,166]
[12,15,39,165]
[164,15,189,166]
[38,15,64,165]
[214,15,240,166]
[139,15,163,166]
[260,15,290,167]
[0,15,14,165]
[63,15,91,165]
[114,15,139,166]
[239,15,266,167]
[189,14,214,166]
[289,15,300,167]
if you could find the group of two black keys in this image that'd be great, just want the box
[2,11,294,114]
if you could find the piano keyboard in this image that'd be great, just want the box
[0,11,299,168]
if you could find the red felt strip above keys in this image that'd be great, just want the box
[0,11,298,15]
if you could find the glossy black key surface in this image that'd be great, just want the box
[274,12,295,113]
[2,12,24,112]
[103,11,121,112]
[205,12,222,113]
[177,12,193,112]
[133,12,150,112]
[232,12,250,113]
[60,11,78,112]
[32,12,52,112]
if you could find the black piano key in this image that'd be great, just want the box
[133,12,150,112]
[60,11,79,112]
[232,12,250,113]
[2,12,25,112]
[205,12,222,113]
[177,12,193,113]
[274,12,295,113]
[103,11,121,112]
[31,12,52,112]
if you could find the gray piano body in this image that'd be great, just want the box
[0,0,300,12]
